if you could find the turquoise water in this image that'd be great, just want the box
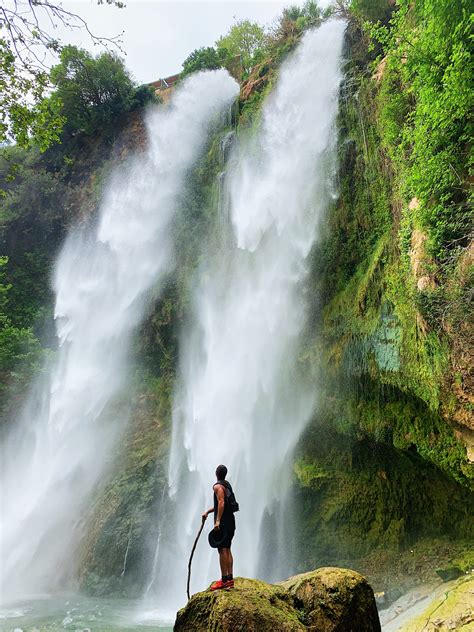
[0,596,174,632]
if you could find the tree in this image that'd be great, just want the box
[49,46,144,138]
[216,20,266,74]
[269,1,323,47]
[181,46,223,77]
[0,0,123,150]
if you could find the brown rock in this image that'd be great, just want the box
[281,567,381,632]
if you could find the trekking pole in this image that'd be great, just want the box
[187,514,207,600]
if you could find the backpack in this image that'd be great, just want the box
[216,480,240,513]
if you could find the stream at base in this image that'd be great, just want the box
[0,596,172,632]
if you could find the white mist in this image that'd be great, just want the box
[147,20,346,616]
[0,70,238,604]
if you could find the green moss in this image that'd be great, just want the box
[294,458,330,487]
[294,415,474,572]
[176,578,305,631]
[176,570,381,632]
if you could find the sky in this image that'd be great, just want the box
[41,1,304,84]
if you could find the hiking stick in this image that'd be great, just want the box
[187,515,206,600]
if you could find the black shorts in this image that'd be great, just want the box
[218,528,235,550]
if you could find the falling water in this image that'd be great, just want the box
[148,20,346,614]
[0,70,238,605]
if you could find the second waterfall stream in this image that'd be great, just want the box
[146,19,346,618]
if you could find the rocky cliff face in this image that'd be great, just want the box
[174,568,381,632]
[288,19,473,590]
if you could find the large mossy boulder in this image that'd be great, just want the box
[174,568,381,631]
[281,567,381,631]
[174,578,305,631]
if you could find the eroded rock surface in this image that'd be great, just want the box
[174,568,380,631]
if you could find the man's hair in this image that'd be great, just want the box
[216,464,227,480]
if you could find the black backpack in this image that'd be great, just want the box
[216,480,240,513]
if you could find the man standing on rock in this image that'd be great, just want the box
[202,464,238,590]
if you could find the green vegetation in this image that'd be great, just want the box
[50,46,156,141]
[0,0,124,151]
[216,20,266,74]
[181,47,224,77]
[293,0,473,591]
[372,0,472,260]
[0,257,44,421]
[181,3,326,83]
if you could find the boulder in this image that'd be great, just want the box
[281,567,381,632]
[174,577,305,631]
[174,568,381,631]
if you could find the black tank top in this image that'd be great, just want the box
[213,481,236,532]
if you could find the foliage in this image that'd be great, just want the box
[0,257,44,421]
[368,0,473,259]
[0,37,64,151]
[311,13,472,502]
[0,148,67,327]
[349,0,393,23]
[181,46,223,77]
[269,1,323,46]
[50,45,153,139]
[0,0,123,150]
[216,19,266,74]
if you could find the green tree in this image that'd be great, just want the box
[216,20,266,74]
[181,46,223,77]
[0,0,123,151]
[50,45,149,138]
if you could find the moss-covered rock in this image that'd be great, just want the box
[398,575,474,631]
[281,568,381,632]
[174,569,381,631]
[174,577,304,632]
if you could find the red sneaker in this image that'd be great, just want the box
[210,578,234,590]
[210,579,225,591]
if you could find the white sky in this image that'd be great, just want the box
[46,1,306,84]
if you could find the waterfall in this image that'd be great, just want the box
[0,69,238,605]
[147,20,346,615]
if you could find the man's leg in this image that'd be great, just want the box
[210,548,234,589]
[218,548,226,577]
[221,549,231,576]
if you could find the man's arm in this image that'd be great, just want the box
[213,484,225,530]
[202,506,214,519]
